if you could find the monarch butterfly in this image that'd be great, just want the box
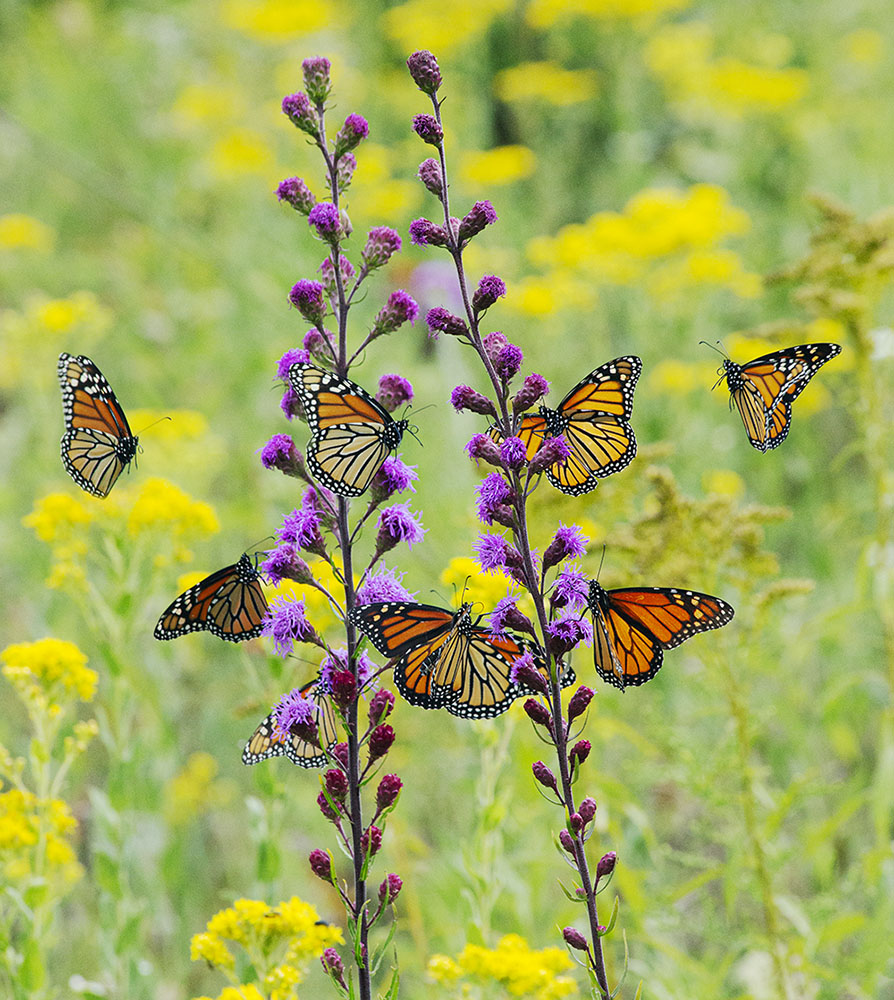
[715,343,841,452]
[490,356,641,496]
[587,581,734,690]
[154,553,268,642]
[288,363,409,497]
[58,353,138,498]
[349,601,572,719]
[242,675,338,768]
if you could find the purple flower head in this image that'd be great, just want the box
[488,594,535,638]
[529,434,572,475]
[563,927,588,952]
[361,824,382,858]
[362,226,402,270]
[426,306,468,338]
[262,596,318,656]
[329,669,358,714]
[335,113,368,156]
[482,331,508,363]
[336,151,356,193]
[374,290,418,336]
[303,327,334,363]
[261,544,313,586]
[378,872,403,905]
[451,385,496,417]
[376,503,426,554]
[547,615,591,656]
[511,651,548,693]
[309,848,334,883]
[474,532,511,574]
[472,274,507,314]
[289,280,326,325]
[318,648,375,702]
[459,200,498,242]
[543,523,589,571]
[512,373,550,413]
[375,373,414,413]
[495,344,523,382]
[368,723,395,762]
[376,773,403,813]
[409,218,449,249]
[412,113,443,146]
[282,92,317,136]
[524,698,551,727]
[308,202,342,244]
[369,689,395,726]
[278,493,327,556]
[371,456,418,502]
[407,50,442,95]
[465,433,502,467]
[357,565,417,605]
[568,685,595,724]
[280,383,305,421]
[259,433,306,479]
[321,948,345,984]
[499,436,527,471]
[273,685,316,740]
[302,56,331,105]
[418,158,443,198]
[276,176,316,214]
[476,472,513,525]
[320,255,356,296]
[277,348,311,380]
[552,564,589,612]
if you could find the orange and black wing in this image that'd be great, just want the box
[58,353,138,497]
[487,413,548,463]
[243,678,338,768]
[289,363,408,496]
[154,553,268,642]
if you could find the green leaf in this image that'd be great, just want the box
[116,913,142,955]
[19,940,44,992]
[93,852,121,896]
[257,840,281,882]
[380,965,400,1000]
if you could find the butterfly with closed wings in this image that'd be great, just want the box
[58,353,139,498]
[349,601,573,719]
[714,342,841,452]
[242,674,338,768]
[587,580,734,690]
[490,356,641,496]
[154,553,268,642]
[289,362,410,497]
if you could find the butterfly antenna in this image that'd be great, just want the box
[134,415,173,436]
[596,545,606,582]
[247,536,276,563]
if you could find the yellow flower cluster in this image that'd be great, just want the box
[0,788,82,885]
[191,896,342,1000]
[428,933,578,999]
[2,639,98,704]
[645,23,807,118]
[0,213,56,252]
[526,0,688,27]
[164,752,236,826]
[221,0,329,41]
[383,0,512,55]
[494,62,599,106]
[127,477,219,540]
[460,146,538,188]
[441,556,517,611]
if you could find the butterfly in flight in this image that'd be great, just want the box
[154,553,268,642]
[349,601,572,719]
[58,353,139,498]
[288,362,410,497]
[242,674,338,768]
[713,342,841,452]
[490,356,641,496]
[587,580,734,690]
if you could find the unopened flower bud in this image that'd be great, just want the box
[282,92,318,136]
[317,790,339,822]
[563,926,589,952]
[529,436,571,476]
[375,374,414,412]
[335,113,369,157]
[426,306,468,338]
[569,739,591,768]
[336,151,356,193]
[472,275,506,313]
[368,724,395,761]
[374,290,418,335]
[303,327,334,364]
[465,433,503,467]
[567,686,595,723]
[276,177,316,214]
[361,824,382,858]
[302,56,331,105]
[376,773,403,812]
[569,812,583,833]
[407,50,442,95]
[450,385,496,416]
[330,670,357,713]
[523,698,552,727]
[558,829,575,855]
[320,947,346,988]
[324,768,348,801]
[596,851,617,880]
[578,797,597,824]
[309,848,334,882]
[532,760,557,792]
[363,226,402,269]
[512,373,550,413]
[514,662,548,694]
[331,742,350,770]
[412,113,443,146]
[378,872,403,904]
[459,200,497,242]
[368,688,395,726]
[418,158,443,198]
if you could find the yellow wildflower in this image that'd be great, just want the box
[383,0,512,55]
[844,29,885,65]
[0,789,83,884]
[126,477,220,539]
[222,0,329,40]
[35,291,107,334]
[648,359,717,396]
[526,0,688,27]
[427,954,462,982]
[460,146,537,187]
[2,638,97,703]
[23,493,95,545]
[164,752,235,825]
[0,790,39,850]
[708,59,808,113]
[0,213,56,252]
[190,932,235,969]
[703,470,746,500]
[46,561,88,592]
[494,62,598,106]
[210,129,274,178]
[219,988,265,1000]
[441,556,515,609]
[172,84,246,126]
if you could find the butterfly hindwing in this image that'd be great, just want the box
[243,677,338,768]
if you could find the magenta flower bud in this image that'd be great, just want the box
[378,872,403,905]
[426,306,468,338]
[324,768,349,801]
[309,848,334,882]
[472,275,506,313]
[260,434,307,479]
[308,202,342,244]
[529,435,571,475]
[569,739,591,768]
[375,373,414,412]
[512,373,550,412]
[563,926,589,952]
[567,686,595,723]
[362,226,402,270]
[500,436,527,471]
[330,670,357,713]
[513,661,548,694]
[459,200,497,242]
[532,760,557,792]
[289,279,326,325]
[418,158,443,198]
[596,851,617,879]
[374,290,418,335]
[368,688,395,726]
[482,330,508,364]
[375,503,426,554]
[523,698,551,727]
[376,773,403,812]
[302,56,331,105]
[371,456,418,504]
[261,544,314,586]
[317,790,339,822]
[331,742,350,770]
[282,92,318,136]
[578,797,597,824]
[412,113,443,146]
[495,344,523,381]
[409,218,449,248]
[569,812,583,833]
[450,384,496,416]
[276,176,316,214]
[303,327,334,364]
[320,255,356,296]
[368,724,395,761]
[361,824,383,858]
[320,947,346,989]
[336,151,356,193]
[465,433,503,467]
[558,829,575,855]
[335,113,369,157]
[407,50,442,95]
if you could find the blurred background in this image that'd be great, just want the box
[1,0,893,997]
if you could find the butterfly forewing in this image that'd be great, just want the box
[243,679,337,768]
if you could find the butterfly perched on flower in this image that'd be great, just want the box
[154,553,268,642]
[242,675,337,768]
[587,581,734,690]
[714,342,841,452]
[491,356,641,496]
[288,362,409,497]
[57,353,139,498]
[349,601,572,719]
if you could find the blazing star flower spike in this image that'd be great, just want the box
[308,202,342,244]
[262,596,319,656]
[278,500,327,557]
[488,593,534,636]
[302,55,331,105]
[529,436,571,476]
[273,685,316,740]
[374,290,418,336]
[547,616,590,656]
[499,436,527,471]
[289,280,326,326]
[376,373,414,412]
[552,564,589,612]
[280,383,304,421]
[409,218,449,248]
[282,92,318,136]
[474,532,519,574]
[407,50,442,95]
[276,177,317,214]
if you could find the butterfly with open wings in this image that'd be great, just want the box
[242,674,338,768]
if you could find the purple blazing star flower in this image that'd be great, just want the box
[512,373,550,412]
[261,544,313,586]
[543,523,589,571]
[472,275,506,313]
[495,344,523,381]
[459,200,497,242]
[376,503,426,553]
[279,493,327,555]
[280,383,304,421]
[465,433,502,467]
[289,280,326,325]
[277,348,310,380]
[302,55,331,104]
[320,256,355,296]
[418,158,443,197]
[262,596,317,656]
[371,456,418,502]
[260,433,297,470]
[552,564,589,612]
[412,113,443,146]
[476,472,512,524]
[500,436,527,471]
[335,113,369,156]
[376,374,414,412]
[273,685,316,739]
[482,331,508,363]
[488,593,533,637]
[276,177,316,214]
[319,648,375,694]
[426,306,468,338]
[308,202,341,243]
[474,532,511,574]
[529,435,571,475]
[374,290,418,335]
[282,92,317,135]
[451,385,496,416]
[363,227,402,269]
[509,649,536,685]
[547,615,592,655]
[409,218,449,248]
[356,565,417,605]
[407,50,442,95]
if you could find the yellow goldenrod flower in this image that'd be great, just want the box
[844,29,885,65]
[703,469,746,499]
[494,62,599,106]
[0,790,83,884]
[383,0,512,54]
[441,556,515,609]
[0,213,56,252]
[2,638,98,703]
[190,932,236,969]
[23,493,95,545]
[460,146,537,187]
[46,561,88,592]
[708,58,808,112]
[210,129,275,178]
[222,0,329,41]
[164,752,236,825]
[126,477,220,539]
[526,0,688,27]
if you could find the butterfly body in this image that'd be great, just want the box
[588,580,734,690]
[58,353,138,497]
[289,363,409,497]
[243,675,338,768]
[154,553,268,642]
[719,343,841,452]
